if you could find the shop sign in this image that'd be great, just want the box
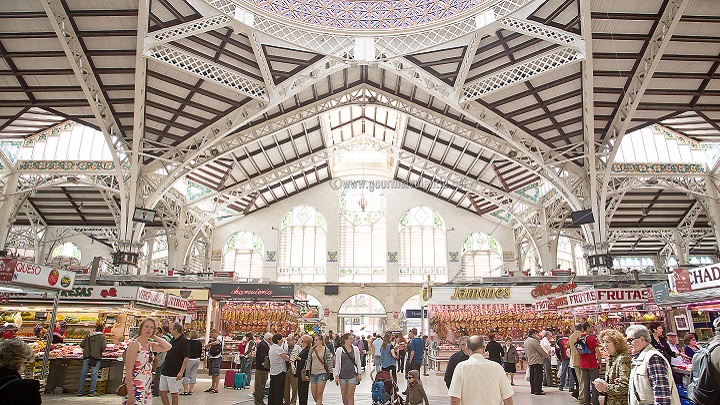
[210,283,294,300]
[323,308,330,317]
[136,287,166,307]
[406,309,428,318]
[187,300,197,317]
[557,289,598,308]
[450,286,511,300]
[49,286,138,301]
[11,260,75,291]
[533,298,558,312]
[531,281,577,298]
[166,294,190,311]
[294,289,307,301]
[672,268,692,293]
[652,281,670,303]
[0,258,15,285]
[686,264,720,291]
[596,288,652,304]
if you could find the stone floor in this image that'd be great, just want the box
[42,368,581,405]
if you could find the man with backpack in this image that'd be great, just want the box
[577,322,601,405]
[688,317,720,405]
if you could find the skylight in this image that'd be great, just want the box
[15,121,114,161]
[615,125,720,165]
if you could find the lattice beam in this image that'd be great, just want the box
[144,14,232,49]
[145,43,267,100]
[498,17,585,51]
[462,47,583,100]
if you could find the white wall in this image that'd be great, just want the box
[44,234,113,266]
[212,181,515,282]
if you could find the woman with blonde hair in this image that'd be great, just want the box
[123,318,172,405]
[593,329,632,405]
[0,338,41,404]
[308,334,334,405]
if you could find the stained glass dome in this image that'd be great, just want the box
[244,0,492,30]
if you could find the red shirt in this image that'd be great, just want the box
[578,333,599,369]
[238,341,247,354]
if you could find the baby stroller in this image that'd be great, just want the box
[371,370,404,405]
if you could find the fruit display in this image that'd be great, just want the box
[221,302,299,335]
[28,341,128,359]
[428,304,569,342]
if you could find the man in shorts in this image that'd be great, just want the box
[205,328,224,393]
[160,322,189,405]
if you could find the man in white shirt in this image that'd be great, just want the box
[539,330,554,387]
[449,335,514,405]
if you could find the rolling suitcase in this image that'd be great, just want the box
[234,372,247,389]
[224,369,236,389]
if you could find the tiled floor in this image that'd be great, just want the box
[42,368,582,405]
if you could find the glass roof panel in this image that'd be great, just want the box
[616,125,720,165]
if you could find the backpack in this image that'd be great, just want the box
[688,341,720,405]
[372,381,388,403]
[574,335,591,355]
[209,338,222,357]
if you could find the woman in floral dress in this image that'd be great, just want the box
[594,329,632,405]
[123,318,171,405]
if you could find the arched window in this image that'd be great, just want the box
[150,235,169,271]
[339,189,386,282]
[557,236,587,274]
[49,241,81,268]
[223,231,264,280]
[278,205,327,282]
[398,206,447,283]
[460,233,503,278]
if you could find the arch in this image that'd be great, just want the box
[398,206,447,283]
[557,236,587,273]
[49,241,81,268]
[338,293,387,335]
[460,232,504,278]
[222,231,265,280]
[338,189,387,282]
[278,205,327,282]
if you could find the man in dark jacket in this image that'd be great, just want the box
[0,338,42,405]
[254,332,273,405]
[77,324,107,396]
[486,334,505,365]
[444,336,469,388]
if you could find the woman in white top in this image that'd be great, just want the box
[268,333,290,405]
[334,333,362,405]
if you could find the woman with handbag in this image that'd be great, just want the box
[308,334,333,405]
[122,318,171,405]
[242,332,256,388]
[334,333,362,405]
[294,335,312,405]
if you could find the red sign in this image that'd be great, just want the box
[187,300,197,316]
[135,287,166,307]
[166,294,190,311]
[673,268,692,293]
[531,282,577,298]
[0,259,16,285]
[324,308,330,317]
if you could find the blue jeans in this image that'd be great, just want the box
[241,357,254,387]
[77,358,102,395]
[559,359,574,390]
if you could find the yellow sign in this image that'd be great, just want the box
[450,286,511,300]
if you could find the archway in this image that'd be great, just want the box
[338,294,387,335]
[400,294,425,334]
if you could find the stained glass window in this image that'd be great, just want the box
[398,206,447,283]
[460,232,503,278]
[278,205,327,282]
[339,189,387,282]
[223,231,265,280]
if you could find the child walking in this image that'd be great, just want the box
[405,370,429,405]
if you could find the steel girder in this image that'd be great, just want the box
[596,0,691,241]
[41,0,129,202]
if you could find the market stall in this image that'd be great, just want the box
[663,264,720,343]
[1,285,174,394]
[210,283,299,368]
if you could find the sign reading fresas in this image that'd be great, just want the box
[58,286,138,301]
[556,288,653,308]
[210,283,295,301]
[166,294,190,311]
[686,263,720,291]
[10,260,75,291]
[136,287,166,307]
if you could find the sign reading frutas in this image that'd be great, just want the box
[450,286,511,299]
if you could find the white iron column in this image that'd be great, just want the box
[0,172,20,249]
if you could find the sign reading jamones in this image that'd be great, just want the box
[210,283,295,301]
[557,288,653,308]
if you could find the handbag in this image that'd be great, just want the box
[315,347,333,381]
[116,383,128,396]
[262,355,270,369]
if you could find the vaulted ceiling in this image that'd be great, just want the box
[1,0,719,261]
